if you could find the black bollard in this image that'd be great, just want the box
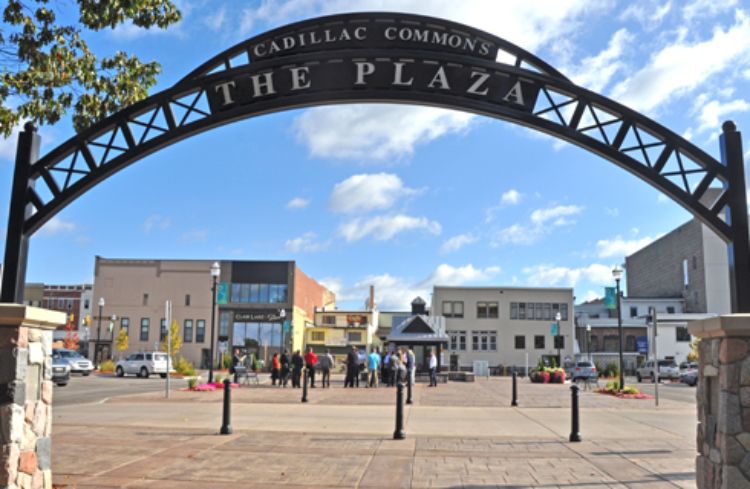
[511,369,518,407]
[569,384,581,442]
[406,371,413,405]
[301,367,308,403]
[394,382,406,440]
[220,378,233,435]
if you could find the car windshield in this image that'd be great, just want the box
[658,360,677,367]
[154,353,167,361]
[576,362,593,367]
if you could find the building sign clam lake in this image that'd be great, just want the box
[206,16,541,115]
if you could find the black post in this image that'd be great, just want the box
[1,123,39,304]
[511,369,518,407]
[301,367,308,403]
[616,277,624,391]
[96,302,103,368]
[720,121,750,313]
[406,371,413,404]
[569,384,581,442]
[393,381,405,440]
[209,274,217,384]
[220,378,232,435]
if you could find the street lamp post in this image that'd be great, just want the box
[586,324,592,362]
[279,308,286,354]
[209,261,221,384]
[95,297,105,368]
[555,311,562,367]
[613,265,625,390]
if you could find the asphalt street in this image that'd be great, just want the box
[52,373,190,406]
[633,379,697,404]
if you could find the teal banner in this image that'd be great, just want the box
[604,287,616,309]
[283,319,291,333]
[217,282,229,304]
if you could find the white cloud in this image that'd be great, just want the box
[682,0,737,21]
[501,189,522,205]
[581,290,601,303]
[440,233,478,254]
[595,235,656,259]
[523,263,613,287]
[605,207,620,217]
[620,1,672,29]
[286,197,310,209]
[695,99,750,134]
[570,28,634,92]
[419,264,501,288]
[493,204,584,246]
[181,229,208,242]
[284,232,328,253]
[37,217,75,237]
[294,105,473,161]
[338,214,441,242]
[494,223,537,246]
[530,205,584,225]
[611,11,750,113]
[143,214,171,233]
[204,6,227,31]
[329,173,420,214]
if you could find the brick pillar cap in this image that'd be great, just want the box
[0,304,66,330]
[689,314,750,338]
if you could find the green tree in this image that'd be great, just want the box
[0,0,181,136]
[114,327,128,358]
[160,318,182,362]
[687,337,700,362]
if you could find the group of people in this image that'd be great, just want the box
[234,345,440,388]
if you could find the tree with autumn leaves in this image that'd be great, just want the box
[62,314,79,350]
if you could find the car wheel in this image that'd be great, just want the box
[636,373,642,383]
[115,366,125,378]
[160,373,167,379]
[56,382,67,387]
[82,372,90,376]
[140,367,150,378]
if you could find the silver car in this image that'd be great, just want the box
[571,361,598,382]
[53,348,94,375]
[115,352,173,378]
[637,359,679,382]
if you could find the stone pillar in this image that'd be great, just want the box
[0,305,65,489]
[690,314,750,489]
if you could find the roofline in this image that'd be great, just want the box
[97,256,295,264]
[433,285,574,293]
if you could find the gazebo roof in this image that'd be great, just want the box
[387,314,448,343]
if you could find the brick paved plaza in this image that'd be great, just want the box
[51,377,696,488]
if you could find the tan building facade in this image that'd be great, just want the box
[93,257,334,368]
[432,286,575,372]
[309,309,378,365]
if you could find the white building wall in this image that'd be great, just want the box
[702,224,731,315]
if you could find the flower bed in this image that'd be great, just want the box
[530,368,566,384]
[595,382,653,399]
[185,381,240,392]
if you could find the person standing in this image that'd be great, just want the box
[406,348,416,386]
[230,348,245,383]
[280,349,290,387]
[355,347,364,387]
[291,350,303,388]
[304,347,319,388]
[345,346,358,388]
[367,347,381,388]
[383,350,391,387]
[429,348,438,387]
[318,348,334,388]
[271,352,280,386]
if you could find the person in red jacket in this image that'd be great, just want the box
[304,347,318,388]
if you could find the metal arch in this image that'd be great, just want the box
[23,49,731,242]
[178,12,571,84]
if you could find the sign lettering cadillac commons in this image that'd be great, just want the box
[203,15,540,116]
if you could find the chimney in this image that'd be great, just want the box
[369,285,375,310]
[411,296,426,315]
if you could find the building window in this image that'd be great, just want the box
[519,303,526,320]
[625,335,636,351]
[472,331,497,351]
[515,335,525,350]
[184,319,193,343]
[477,302,499,319]
[676,327,691,342]
[185,294,191,306]
[560,303,568,321]
[510,302,518,319]
[590,336,599,352]
[554,335,565,349]
[534,335,545,349]
[58,298,64,308]
[543,303,551,320]
[630,306,638,318]
[442,301,464,318]
[228,283,288,304]
[196,320,206,343]
[667,306,675,314]
[448,331,467,351]
[120,317,129,336]
[140,318,150,341]
[160,319,167,341]
[219,311,230,337]
[347,331,362,343]
[322,315,336,326]
[683,259,689,288]
[84,299,90,309]
[143,293,149,306]
[534,303,543,320]
[604,335,619,351]
[311,331,325,342]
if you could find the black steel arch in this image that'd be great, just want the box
[2,12,748,311]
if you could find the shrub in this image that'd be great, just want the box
[604,361,620,379]
[215,374,223,383]
[221,352,232,370]
[99,359,115,373]
[175,356,195,376]
[550,369,566,383]
[187,377,198,390]
[622,385,640,395]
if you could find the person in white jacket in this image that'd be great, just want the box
[429,349,438,387]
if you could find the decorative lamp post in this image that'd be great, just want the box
[555,311,562,367]
[96,297,105,368]
[586,324,592,362]
[279,308,286,354]
[209,261,220,383]
[612,265,625,390]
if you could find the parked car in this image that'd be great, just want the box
[115,352,173,378]
[52,348,94,375]
[636,359,679,382]
[51,354,71,386]
[680,362,699,386]
[570,361,598,382]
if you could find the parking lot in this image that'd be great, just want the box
[52,372,190,406]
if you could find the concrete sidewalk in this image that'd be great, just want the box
[51,379,696,488]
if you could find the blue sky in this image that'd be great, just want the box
[2,0,750,310]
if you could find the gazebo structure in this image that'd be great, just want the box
[387,297,448,372]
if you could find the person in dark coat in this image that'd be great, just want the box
[291,350,303,388]
[280,350,290,387]
[344,346,358,388]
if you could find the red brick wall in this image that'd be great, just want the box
[293,266,335,317]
